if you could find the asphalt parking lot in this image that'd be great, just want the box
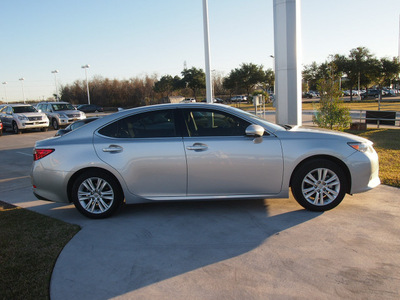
[1,127,400,299]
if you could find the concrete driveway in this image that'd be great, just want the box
[1,128,400,299]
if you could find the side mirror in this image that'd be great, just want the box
[245,124,265,137]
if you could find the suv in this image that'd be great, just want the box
[0,104,49,134]
[37,102,86,130]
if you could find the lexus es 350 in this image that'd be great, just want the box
[31,103,380,218]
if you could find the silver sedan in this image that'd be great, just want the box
[31,103,380,218]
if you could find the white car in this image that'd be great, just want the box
[0,104,49,134]
[181,98,196,103]
[37,102,86,130]
[230,95,247,102]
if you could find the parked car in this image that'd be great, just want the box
[181,98,196,103]
[36,102,86,130]
[200,98,224,103]
[0,104,49,134]
[360,89,380,99]
[230,95,247,102]
[31,103,380,219]
[77,104,104,113]
[55,117,100,136]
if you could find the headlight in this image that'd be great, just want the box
[18,115,29,121]
[57,113,67,118]
[348,142,372,153]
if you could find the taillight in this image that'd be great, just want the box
[33,149,54,161]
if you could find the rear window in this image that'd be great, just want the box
[98,110,177,138]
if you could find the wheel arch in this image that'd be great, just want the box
[289,155,352,194]
[67,167,124,203]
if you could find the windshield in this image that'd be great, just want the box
[13,106,37,113]
[230,107,287,131]
[51,103,75,111]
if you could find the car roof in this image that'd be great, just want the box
[39,101,69,105]
[6,104,33,107]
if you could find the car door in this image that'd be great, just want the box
[93,109,187,198]
[181,108,283,196]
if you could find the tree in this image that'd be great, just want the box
[302,62,321,91]
[334,47,374,100]
[236,63,266,96]
[181,67,206,100]
[223,63,266,98]
[154,75,174,99]
[313,78,351,130]
[368,57,400,108]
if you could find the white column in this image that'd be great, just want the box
[273,0,302,126]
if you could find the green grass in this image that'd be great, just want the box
[0,202,80,300]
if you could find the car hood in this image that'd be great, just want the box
[56,110,82,114]
[280,126,371,144]
[15,112,46,118]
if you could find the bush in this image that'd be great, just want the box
[313,79,351,130]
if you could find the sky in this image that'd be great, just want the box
[1,0,400,102]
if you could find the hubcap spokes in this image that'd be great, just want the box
[302,168,340,206]
[78,177,114,214]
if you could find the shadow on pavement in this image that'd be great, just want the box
[51,199,321,299]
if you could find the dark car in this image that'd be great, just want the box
[55,117,99,136]
[77,104,103,113]
[360,89,380,99]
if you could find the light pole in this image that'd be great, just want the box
[270,55,275,96]
[2,82,8,103]
[81,64,91,104]
[202,0,213,104]
[51,70,59,101]
[19,78,26,103]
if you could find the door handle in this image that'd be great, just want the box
[102,145,123,153]
[186,143,208,151]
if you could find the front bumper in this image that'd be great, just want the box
[19,120,49,129]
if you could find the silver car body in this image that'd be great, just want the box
[31,103,379,210]
[0,104,49,131]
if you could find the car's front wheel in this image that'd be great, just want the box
[71,170,123,219]
[12,121,21,134]
[52,118,59,130]
[291,159,347,211]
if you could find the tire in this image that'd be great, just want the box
[52,118,59,130]
[71,170,123,219]
[291,159,347,212]
[12,122,21,134]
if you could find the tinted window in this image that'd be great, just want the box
[99,110,177,138]
[52,103,75,111]
[183,109,250,137]
[13,106,37,113]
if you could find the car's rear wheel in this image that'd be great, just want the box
[291,159,347,211]
[12,122,21,134]
[71,170,123,219]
